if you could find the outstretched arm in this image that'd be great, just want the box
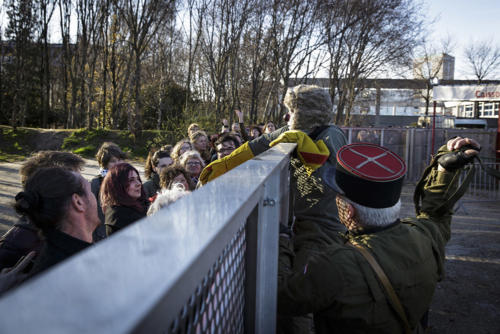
[413,137,480,241]
[417,137,480,218]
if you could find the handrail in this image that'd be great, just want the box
[0,143,296,334]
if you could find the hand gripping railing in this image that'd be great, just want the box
[0,143,296,334]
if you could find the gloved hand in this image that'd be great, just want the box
[437,137,481,171]
[199,141,254,185]
[269,130,330,175]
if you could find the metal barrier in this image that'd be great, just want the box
[0,143,296,334]
[466,162,500,199]
[455,162,499,215]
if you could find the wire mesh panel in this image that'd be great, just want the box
[381,128,407,158]
[168,226,246,334]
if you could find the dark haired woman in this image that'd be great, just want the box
[90,142,127,241]
[100,163,148,236]
[14,167,100,276]
[143,150,173,200]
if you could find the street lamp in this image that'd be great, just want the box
[430,78,439,155]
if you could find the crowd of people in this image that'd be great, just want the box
[0,85,481,334]
[0,110,278,293]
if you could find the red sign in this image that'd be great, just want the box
[475,90,500,98]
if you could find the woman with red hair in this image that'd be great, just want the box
[100,163,148,236]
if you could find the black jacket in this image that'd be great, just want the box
[0,217,43,270]
[105,205,146,236]
[143,173,160,200]
[30,229,91,276]
[90,176,109,242]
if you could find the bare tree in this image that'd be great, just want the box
[115,0,176,134]
[5,0,38,129]
[74,0,109,129]
[58,0,80,128]
[181,0,204,111]
[321,0,424,125]
[199,0,253,125]
[270,0,321,119]
[239,1,273,123]
[412,36,453,117]
[106,7,133,129]
[464,40,500,83]
[37,0,56,128]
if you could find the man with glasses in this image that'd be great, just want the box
[214,134,239,160]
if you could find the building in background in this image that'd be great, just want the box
[413,53,455,81]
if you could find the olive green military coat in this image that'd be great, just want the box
[278,168,457,334]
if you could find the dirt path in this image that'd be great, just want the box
[0,161,499,333]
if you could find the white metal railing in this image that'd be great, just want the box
[454,162,499,215]
[0,143,296,334]
[461,162,500,200]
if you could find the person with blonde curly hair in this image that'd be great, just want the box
[187,123,201,138]
[171,139,193,163]
[189,130,211,163]
[179,150,205,186]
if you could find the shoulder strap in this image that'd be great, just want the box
[347,240,412,334]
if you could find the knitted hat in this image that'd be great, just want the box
[284,85,334,133]
[335,143,406,208]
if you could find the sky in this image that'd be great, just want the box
[426,0,500,79]
[1,0,499,80]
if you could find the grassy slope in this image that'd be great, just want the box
[0,126,178,162]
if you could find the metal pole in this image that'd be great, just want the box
[431,100,437,154]
[496,102,500,162]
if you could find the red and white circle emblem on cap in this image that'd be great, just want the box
[337,143,406,181]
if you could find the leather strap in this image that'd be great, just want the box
[347,240,412,334]
[414,158,475,217]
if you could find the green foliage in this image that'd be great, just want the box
[142,81,194,131]
[0,126,36,161]
[61,128,179,160]
[0,126,189,162]
[73,145,96,155]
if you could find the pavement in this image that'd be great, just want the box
[0,160,499,333]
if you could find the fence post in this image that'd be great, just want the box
[245,164,284,333]
[405,128,412,180]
